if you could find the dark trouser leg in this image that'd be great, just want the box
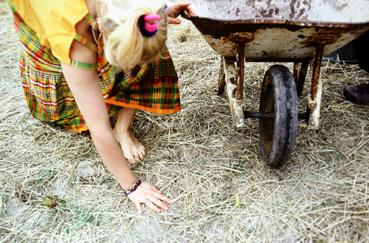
[342,31,369,105]
[353,31,369,72]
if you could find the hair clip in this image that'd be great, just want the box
[138,14,160,37]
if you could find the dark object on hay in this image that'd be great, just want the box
[343,82,369,105]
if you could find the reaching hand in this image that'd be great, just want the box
[166,2,196,24]
[127,181,172,213]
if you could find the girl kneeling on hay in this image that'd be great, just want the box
[9,0,194,213]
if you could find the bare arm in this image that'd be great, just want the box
[61,32,171,213]
[61,43,137,190]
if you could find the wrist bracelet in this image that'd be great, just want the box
[123,179,142,196]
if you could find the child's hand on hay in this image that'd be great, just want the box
[127,181,172,213]
[166,2,196,24]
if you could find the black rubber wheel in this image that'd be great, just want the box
[259,65,298,168]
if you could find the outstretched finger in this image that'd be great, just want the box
[145,200,161,213]
[186,5,196,16]
[147,195,169,211]
[149,186,172,203]
[176,2,191,9]
[134,202,143,214]
[176,3,196,16]
[151,190,172,204]
[168,17,181,25]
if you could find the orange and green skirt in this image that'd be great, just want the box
[12,9,181,133]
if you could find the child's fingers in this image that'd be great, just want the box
[154,192,172,204]
[178,2,191,10]
[147,195,169,211]
[134,202,143,214]
[176,2,195,15]
[186,5,196,16]
[149,188,172,204]
[145,200,161,213]
[168,17,181,24]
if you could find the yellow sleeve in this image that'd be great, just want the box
[11,0,89,64]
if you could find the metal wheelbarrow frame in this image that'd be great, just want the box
[183,0,369,167]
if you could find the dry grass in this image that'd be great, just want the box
[1,2,369,242]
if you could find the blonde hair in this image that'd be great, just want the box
[97,0,167,71]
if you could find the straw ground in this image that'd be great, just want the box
[0,2,368,242]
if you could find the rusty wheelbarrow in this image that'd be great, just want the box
[183,0,369,167]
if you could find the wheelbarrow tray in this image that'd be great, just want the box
[188,0,369,62]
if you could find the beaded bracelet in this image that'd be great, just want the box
[123,179,142,196]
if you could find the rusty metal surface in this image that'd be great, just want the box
[293,60,309,96]
[187,0,369,60]
[191,0,369,23]
[223,58,246,128]
[308,45,324,129]
[236,43,245,101]
[310,46,323,103]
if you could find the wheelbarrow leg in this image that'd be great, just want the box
[308,45,324,129]
[236,43,245,101]
[293,62,300,83]
[293,60,309,97]
[223,43,246,128]
[218,58,226,95]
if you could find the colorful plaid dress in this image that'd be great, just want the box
[9,0,181,133]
